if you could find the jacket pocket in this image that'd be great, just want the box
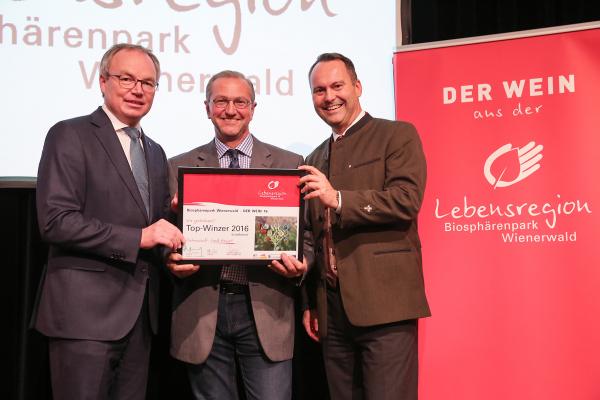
[373,248,411,256]
[61,264,106,272]
[351,157,381,169]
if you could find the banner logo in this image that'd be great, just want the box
[267,180,280,190]
[484,141,543,188]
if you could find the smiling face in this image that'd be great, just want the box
[99,48,157,126]
[205,77,256,147]
[309,59,363,134]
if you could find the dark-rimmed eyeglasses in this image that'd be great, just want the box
[107,74,158,93]
[211,97,253,109]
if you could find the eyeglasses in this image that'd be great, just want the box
[211,97,253,109]
[107,74,159,92]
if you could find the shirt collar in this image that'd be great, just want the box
[332,110,366,141]
[215,133,254,159]
[102,104,142,133]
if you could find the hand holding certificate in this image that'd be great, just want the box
[177,167,304,265]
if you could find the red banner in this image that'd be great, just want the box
[394,26,600,400]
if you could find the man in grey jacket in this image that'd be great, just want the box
[166,70,308,400]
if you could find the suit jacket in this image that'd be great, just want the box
[33,107,171,340]
[304,113,431,338]
[168,136,304,364]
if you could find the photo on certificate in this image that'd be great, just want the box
[177,167,304,265]
[254,216,298,252]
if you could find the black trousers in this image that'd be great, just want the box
[322,285,419,400]
[48,300,152,400]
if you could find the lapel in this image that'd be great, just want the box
[342,112,372,140]
[141,131,159,222]
[315,112,372,179]
[312,138,330,177]
[249,136,273,168]
[90,107,149,224]
[305,139,331,229]
[192,141,220,167]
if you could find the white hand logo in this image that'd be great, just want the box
[484,141,543,188]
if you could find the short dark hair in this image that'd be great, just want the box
[100,43,160,80]
[308,52,358,83]
[205,70,256,102]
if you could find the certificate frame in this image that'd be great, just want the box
[177,167,305,265]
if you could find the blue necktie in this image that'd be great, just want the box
[123,127,150,217]
[226,148,240,168]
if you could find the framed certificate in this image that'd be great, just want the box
[177,167,304,265]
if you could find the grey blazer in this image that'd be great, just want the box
[168,136,303,364]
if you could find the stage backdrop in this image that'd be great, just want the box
[0,0,396,177]
[394,23,600,400]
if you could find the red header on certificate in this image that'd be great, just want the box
[183,173,300,207]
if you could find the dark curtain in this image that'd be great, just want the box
[1,182,50,400]
[408,0,600,44]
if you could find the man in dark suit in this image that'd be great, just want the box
[166,70,307,400]
[34,43,184,400]
[299,53,431,399]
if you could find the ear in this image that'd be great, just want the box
[204,100,211,118]
[99,74,107,97]
[248,102,256,121]
[354,79,363,97]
